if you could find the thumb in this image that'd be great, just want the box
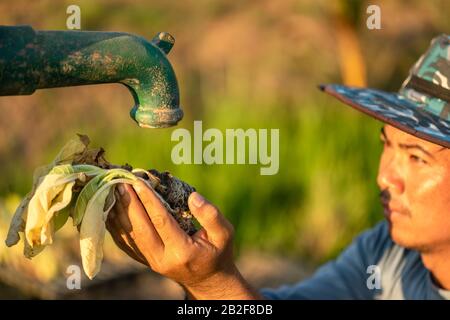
[188,192,234,246]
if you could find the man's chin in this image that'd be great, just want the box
[387,220,414,248]
[387,220,425,250]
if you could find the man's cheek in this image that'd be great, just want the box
[410,167,445,197]
[404,173,438,219]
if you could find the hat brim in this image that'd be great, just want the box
[320,84,450,148]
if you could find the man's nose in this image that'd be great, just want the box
[377,153,405,195]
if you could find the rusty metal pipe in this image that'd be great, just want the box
[0,25,183,128]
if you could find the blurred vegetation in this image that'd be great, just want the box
[0,0,449,285]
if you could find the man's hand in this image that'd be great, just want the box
[106,180,261,299]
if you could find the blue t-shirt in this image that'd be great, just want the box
[261,221,450,300]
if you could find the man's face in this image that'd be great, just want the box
[377,125,450,252]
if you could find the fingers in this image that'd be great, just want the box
[113,189,133,232]
[192,227,209,243]
[132,180,190,248]
[107,207,146,262]
[114,184,164,257]
[188,192,234,247]
[106,209,148,266]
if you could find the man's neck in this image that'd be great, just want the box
[421,247,450,291]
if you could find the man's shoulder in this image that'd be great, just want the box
[356,220,392,250]
[358,222,433,299]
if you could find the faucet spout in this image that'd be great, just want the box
[0,25,183,128]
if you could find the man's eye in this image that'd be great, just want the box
[380,139,390,147]
[409,154,427,164]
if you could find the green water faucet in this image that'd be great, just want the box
[0,25,183,128]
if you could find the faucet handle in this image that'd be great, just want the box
[152,32,175,54]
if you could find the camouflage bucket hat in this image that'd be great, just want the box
[320,34,450,148]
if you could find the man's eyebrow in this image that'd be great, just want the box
[380,126,445,158]
[398,143,435,159]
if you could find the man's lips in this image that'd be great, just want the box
[379,190,411,219]
[381,201,410,218]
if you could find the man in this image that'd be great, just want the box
[106,34,450,299]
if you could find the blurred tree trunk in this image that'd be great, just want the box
[332,0,367,87]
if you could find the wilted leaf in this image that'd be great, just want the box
[80,179,132,279]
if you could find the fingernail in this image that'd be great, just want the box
[118,184,126,196]
[190,192,205,208]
